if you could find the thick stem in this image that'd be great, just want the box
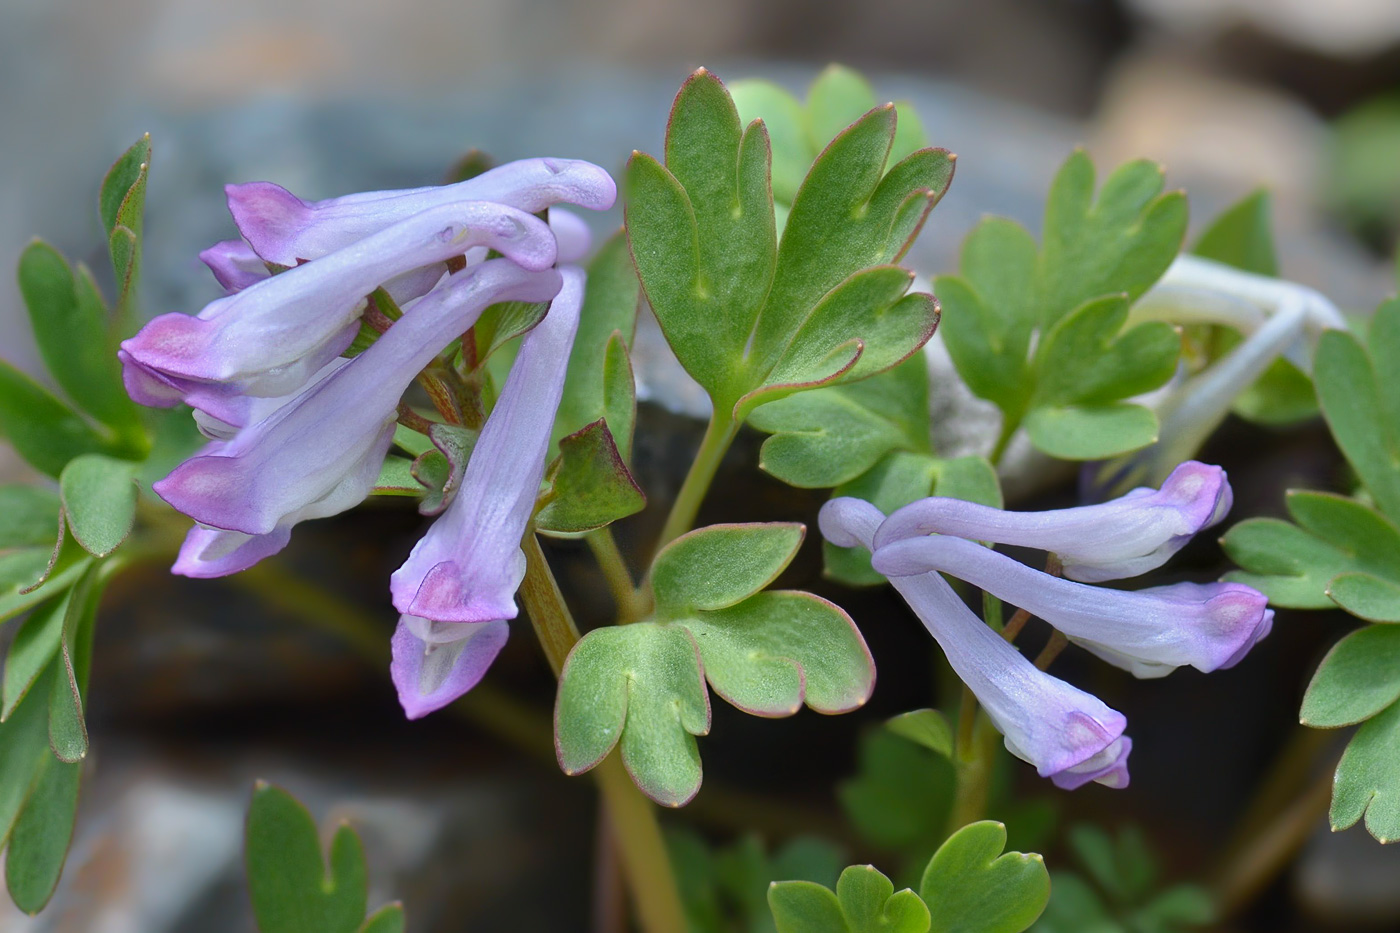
[518,529,689,933]
[586,528,646,624]
[947,691,994,837]
[655,411,739,556]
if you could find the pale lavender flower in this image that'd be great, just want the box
[228,158,616,266]
[162,260,563,577]
[121,201,557,405]
[390,616,510,720]
[199,239,267,292]
[390,266,584,624]
[821,497,1131,789]
[870,534,1273,678]
[873,461,1233,583]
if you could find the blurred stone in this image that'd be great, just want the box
[1126,0,1400,58]
[1294,823,1400,925]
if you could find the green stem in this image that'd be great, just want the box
[655,410,739,555]
[518,529,688,933]
[947,689,994,836]
[586,528,646,624]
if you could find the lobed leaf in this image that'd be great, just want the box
[920,821,1049,933]
[554,623,711,806]
[680,590,874,717]
[1330,698,1400,843]
[1300,625,1400,728]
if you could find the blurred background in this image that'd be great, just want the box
[3,0,1400,930]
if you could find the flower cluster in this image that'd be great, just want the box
[119,158,617,719]
[820,461,1273,789]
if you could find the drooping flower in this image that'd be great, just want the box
[164,259,563,577]
[121,201,557,405]
[390,266,585,624]
[870,533,1273,678]
[199,239,268,292]
[390,616,510,720]
[820,497,1131,789]
[873,460,1232,583]
[227,158,617,266]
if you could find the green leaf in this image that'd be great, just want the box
[18,243,140,433]
[731,79,810,205]
[1314,301,1400,518]
[936,218,1039,419]
[1038,153,1187,328]
[1330,698,1400,843]
[100,135,151,326]
[1191,188,1277,276]
[806,66,879,159]
[919,821,1050,933]
[1032,296,1179,409]
[886,709,953,758]
[552,231,641,452]
[1329,572,1400,622]
[1027,873,1115,933]
[652,522,804,615]
[1024,404,1160,460]
[48,566,99,763]
[370,457,422,497]
[0,547,91,626]
[2,592,69,721]
[751,384,922,489]
[413,424,475,516]
[0,359,115,477]
[625,69,776,402]
[554,623,710,806]
[838,865,931,933]
[840,728,955,852]
[245,783,371,933]
[680,590,874,716]
[770,880,847,932]
[472,300,549,368]
[0,662,55,848]
[59,454,138,557]
[1301,625,1400,727]
[753,108,951,381]
[602,332,637,461]
[0,485,62,551]
[1223,491,1400,609]
[535,419,645,535]
[4,752,80,913]
[1065,824,1155,905]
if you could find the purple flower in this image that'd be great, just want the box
[161,259,563,577]
[199,239,267,292]
[227,158,616,266]
[873,461,1233,583]
[390,616,510,720]
[390,267,585,624]
[121,201,557,405]
[821,498,1131,789]
[870,534,1273,678]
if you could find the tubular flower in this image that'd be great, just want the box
[162,260,563,577]
[390,266,585,625]
[820,498,1131,790]
[121,200,557,405]
[873,461,1233,583]
[870,534,1273,678]
[227,157,616,266]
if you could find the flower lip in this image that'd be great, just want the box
[390,616,510,720]
[228,157,616,266]
[871,460,1233,584]
[870,535,1272,676]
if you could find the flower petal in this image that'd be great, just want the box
[390,616,509,719]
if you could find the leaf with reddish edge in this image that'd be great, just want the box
[535,419,645,535]
[554,622,711,807]
[680,590,874,718]
[651,522,805,615]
